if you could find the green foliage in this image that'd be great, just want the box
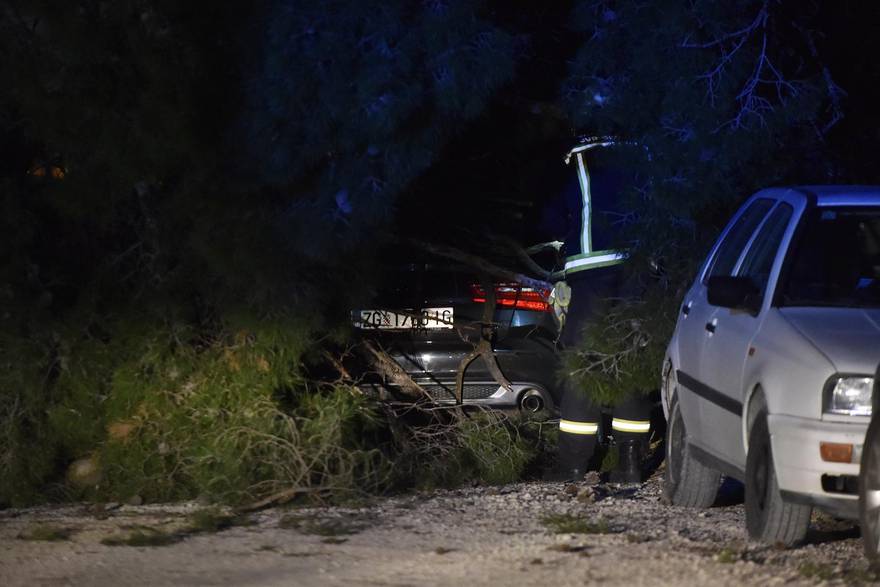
[95,329,387,504]
[17,525,76,541]
[715,547,742,564]
[0,332,59,505]
[542,513,610,535]
[0,317,391,506]
[0,312,553,504]
[101,528,180,548]
[389,409,539,490]
[187,509,250,534]
[561,282,678,405]
[456,413,536,486]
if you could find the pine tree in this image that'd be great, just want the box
[561,0,847,402]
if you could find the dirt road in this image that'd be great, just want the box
[1,473,874,586]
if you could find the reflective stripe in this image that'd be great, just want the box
[564,137,620,164]
[564,251,626,273]
[559,419,599,435]
[575,153,592,255]
[611,418,651,433]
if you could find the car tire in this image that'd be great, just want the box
[745,410,811,546]
[860,414,880,563]
[664,394,721,507]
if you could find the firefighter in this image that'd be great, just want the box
[546,137,652,483]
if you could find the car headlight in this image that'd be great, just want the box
[824,376,874,416]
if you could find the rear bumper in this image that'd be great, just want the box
[359,381,557,412]
[769,414,867,518]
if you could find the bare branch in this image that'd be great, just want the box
[682,1,801,129]
[359,340,434,401]
[452,273,513,404]
[793,21,847,137]
[322,350,355,384]
[237,486,328,513]
[499,236,555,281]
[569,300,651,381]
[407,239,555,291]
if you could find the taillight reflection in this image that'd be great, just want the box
[470,282,551,312]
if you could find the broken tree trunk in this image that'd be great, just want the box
[360,339,434,401]
[453,272,513,404]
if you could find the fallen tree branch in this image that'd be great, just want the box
[236,486,328,513]
[407,239,554,291]
[499,236,557,281]
[360,340,434,401]
[454,272,513,404]
[323,350,355,384]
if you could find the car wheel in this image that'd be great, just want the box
[860,414,880,563]
[745,410,811,546]
[664,394,721,507]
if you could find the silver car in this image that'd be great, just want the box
[663,186,880,546]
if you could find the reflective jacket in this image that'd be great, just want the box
[560,141,628,276]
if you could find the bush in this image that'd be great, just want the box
[0,316,392,506]
[0,313,554,506]
[385,407,543,490]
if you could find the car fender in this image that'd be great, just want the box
[742,310,835,424]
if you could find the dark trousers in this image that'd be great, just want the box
[557,267,652,472]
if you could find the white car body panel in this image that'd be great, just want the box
[664,186,880,518]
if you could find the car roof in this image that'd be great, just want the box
[757,185,880,207]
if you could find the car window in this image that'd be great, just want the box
[737,203,793,300]
[703,198,774,283]
[781,207,880,308]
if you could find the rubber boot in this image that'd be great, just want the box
[609,439,643,484]
[546,382,601,483]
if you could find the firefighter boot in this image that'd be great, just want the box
[610,439,644,484]
[546,380,601,482]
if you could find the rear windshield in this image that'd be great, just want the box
[780,207,880,308]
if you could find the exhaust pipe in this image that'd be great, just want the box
[519,390,545,413]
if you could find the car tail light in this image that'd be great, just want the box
[470,282,551,312]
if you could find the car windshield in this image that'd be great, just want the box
[780,206,880,308]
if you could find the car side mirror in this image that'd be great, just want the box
[707,275,761,315]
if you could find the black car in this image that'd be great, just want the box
[351,255,561,412]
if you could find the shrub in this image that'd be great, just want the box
[386,407,540,490]
[1,312,551,506]
[0,316,390,506]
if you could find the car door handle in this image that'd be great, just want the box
[705,322,716,333]
[681,302,691,316]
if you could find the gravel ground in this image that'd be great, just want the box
[1,471,876,587]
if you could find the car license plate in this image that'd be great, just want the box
[353,307,454,330]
